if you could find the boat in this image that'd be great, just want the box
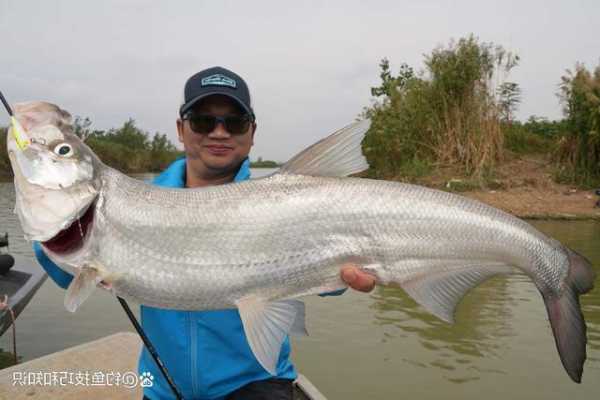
[294,374,327,400]
[0,332,328,399]
[0,235,47,337]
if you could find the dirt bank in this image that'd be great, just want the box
[432,155,600,220]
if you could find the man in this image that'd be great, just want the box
[35,66,375,399]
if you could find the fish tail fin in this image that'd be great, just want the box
[543,248,595,383]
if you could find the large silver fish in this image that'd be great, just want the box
[5,101,596,382]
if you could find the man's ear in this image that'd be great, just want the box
[250,122,257,145]
[176,118,184,143]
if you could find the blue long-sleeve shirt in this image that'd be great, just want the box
[34,157,345,399]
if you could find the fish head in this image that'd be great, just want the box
[6,101,100,242]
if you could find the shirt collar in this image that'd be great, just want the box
[152,157,251,188]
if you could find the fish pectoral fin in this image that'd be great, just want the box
[64,264,110,312]
[400,263,514,323]
[278,119,370,177]
[236,296,307,375]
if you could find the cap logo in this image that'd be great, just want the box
[201,74,237,89]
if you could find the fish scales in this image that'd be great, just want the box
[91,168,566,311]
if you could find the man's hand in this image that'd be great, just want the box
[341,265,376,293]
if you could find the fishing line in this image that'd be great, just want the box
[0,89,184,399]
[77,212,84,239]
[0,295,18,366]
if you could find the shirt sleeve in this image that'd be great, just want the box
[33,242,73,290]
[318,288,347,297]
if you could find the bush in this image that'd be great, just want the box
[503,122,554,154]
[363,35,519,182]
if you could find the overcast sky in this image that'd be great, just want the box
[0,1,598,162]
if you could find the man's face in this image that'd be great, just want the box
[177,95,255,179]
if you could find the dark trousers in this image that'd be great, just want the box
[225,378,293,400]
[143,377,294,400]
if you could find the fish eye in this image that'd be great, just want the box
[53,143,74,157]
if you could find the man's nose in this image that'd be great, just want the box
[207,121,230,138]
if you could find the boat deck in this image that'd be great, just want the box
[0,256,47,337]
[0,332,326,399]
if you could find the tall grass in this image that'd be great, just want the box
[363,35,519,182]
[555,63,600,187]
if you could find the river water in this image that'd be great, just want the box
[0,170,598,399]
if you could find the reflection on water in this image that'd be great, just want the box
[0,348,18,369]
[364,220,600,388]
[1,178,600,399]
[370,275,516,382]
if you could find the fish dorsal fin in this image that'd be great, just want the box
[279,119,371,177]
[400,263,513,323]
[236,296,307,375]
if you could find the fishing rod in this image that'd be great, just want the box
[0,90,30,150]
[117,297,184,400]
[0,90,184,400]
[0,90,14,116]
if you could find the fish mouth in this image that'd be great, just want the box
[41,201,95,254]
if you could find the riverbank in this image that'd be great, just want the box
[417,153,600,220]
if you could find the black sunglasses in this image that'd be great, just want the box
[183,113,254,135]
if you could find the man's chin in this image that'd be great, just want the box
[204,157,242,174]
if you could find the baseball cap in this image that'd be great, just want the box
[179,66,254,118]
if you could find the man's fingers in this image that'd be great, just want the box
[341,267,357,283]
[341,266,376,293]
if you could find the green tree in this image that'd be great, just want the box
[98,119,151,171]
[72,116,93,140]
[149,133,180,171]
[497,82,522,122]
[523,116,566,137]
[370,59,415,98]
[104,119,149,150]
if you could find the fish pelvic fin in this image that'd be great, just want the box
[278,119,370,177]
[236,296,307,375]
[64,263,115,312]
[375,261,513,323]
[543,248,596,383]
